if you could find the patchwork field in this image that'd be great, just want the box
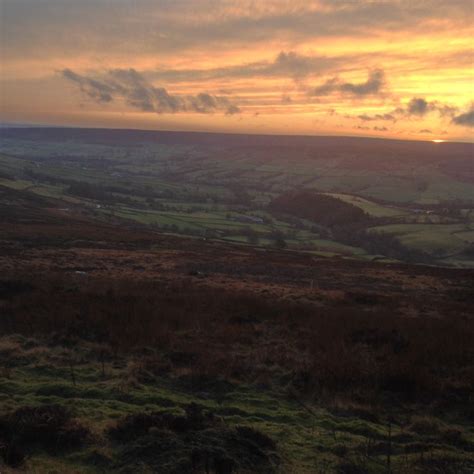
[1,128,473,267]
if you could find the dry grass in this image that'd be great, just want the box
[1,273,473,408]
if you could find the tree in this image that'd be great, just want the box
[274,236,287,249]
[247,232,260,245]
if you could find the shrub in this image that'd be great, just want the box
[0,404,90,453]
[110,408,279,473]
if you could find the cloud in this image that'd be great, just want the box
[3,1,472,60]
[407,97,429,116]
[340,69,385,95]
[269,51,334,79]
[62,69,114,103]
[358,113,395,122]
[147,50,344,83]
[395,97,458,118]
[309,69,385,97]
[373,126,388,132]
[452,108,474,127]
[419,129,433,133]
[225,104,241,115]
[346,96,458,126]
[310,77,340,96]
[62,68,240,115]
[436,104,459,117]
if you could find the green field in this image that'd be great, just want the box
[368,223,474,257]
[324,193,409,218]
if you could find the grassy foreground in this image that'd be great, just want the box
[1,333,473,474]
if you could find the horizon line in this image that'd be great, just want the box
[1,121,473,145]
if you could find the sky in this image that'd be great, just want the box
[1,0,473,141]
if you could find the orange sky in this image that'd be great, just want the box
[1,0,473,141]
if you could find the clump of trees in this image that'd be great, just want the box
[269,190,370,227]
[67,182,111,201]
[269,190,430,262]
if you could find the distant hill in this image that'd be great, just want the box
[1,126,472,161]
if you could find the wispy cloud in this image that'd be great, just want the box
[309,69,385,97]
[3,1,472,59]
[62,68,240,115]
[145,51,344,83]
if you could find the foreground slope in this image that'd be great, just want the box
[0,185,473,473]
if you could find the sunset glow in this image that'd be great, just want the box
[1,0,473,141]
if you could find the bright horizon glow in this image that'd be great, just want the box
[1,1,473,141]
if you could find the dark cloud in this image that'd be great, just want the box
[358,113,395,121]
[62,69,114,103]
[419,129,433,133]
[62,68,240,115]
[402,97,458,118]
[452,108,474,127]
[346,96,457,126]
[340,69,385,95]
[310,77,340,96]
[309,69,385,97]
[374,97,459,120]
[373,126,388,132]
[407,97,429,116]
